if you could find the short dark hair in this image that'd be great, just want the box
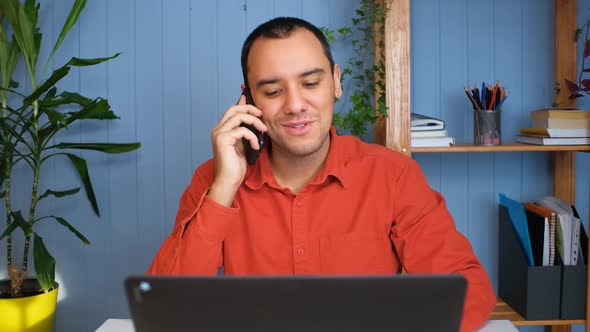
[240,17,335,88]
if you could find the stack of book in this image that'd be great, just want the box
[517,108,590,145]
[410,113,455,147]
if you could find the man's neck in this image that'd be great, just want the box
[269,136,331,194]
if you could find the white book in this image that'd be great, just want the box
[410,130,448,138]
[411,136,455,147]
[516,135,590,145]
[520,127,590,138]
[411,113,445,131]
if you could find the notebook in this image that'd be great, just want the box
[125,275,467,332]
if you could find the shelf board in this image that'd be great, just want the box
[411,143,590,153]
[490,299,586,326]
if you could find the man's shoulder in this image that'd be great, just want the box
[337,134,412,170]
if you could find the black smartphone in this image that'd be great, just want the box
[239,87,264,165]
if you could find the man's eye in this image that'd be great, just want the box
[264,90,280,97]
[303,81,319,88]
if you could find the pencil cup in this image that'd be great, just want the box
[474,110,501,145]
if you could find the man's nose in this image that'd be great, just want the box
[284,86,306,114]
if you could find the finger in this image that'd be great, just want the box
[217,126,262,151]
[218,103,262,125]
[218,112,268,133]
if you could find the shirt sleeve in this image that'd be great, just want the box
[389,160,496,332]
[147,167,240,275]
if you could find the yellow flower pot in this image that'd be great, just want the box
[0,279,58,332]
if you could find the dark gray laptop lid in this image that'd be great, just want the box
[125,275,466,332]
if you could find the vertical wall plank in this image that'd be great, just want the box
[77,0,110,330]
[190,0,219,167]
[411,0,442,191]
[162,0,192,235]
[437,0,469,233]
[465,0,497,289]
[134,0,165,266]
[217,0,247,113]
[106,0,139,319]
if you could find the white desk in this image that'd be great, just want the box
[96,318,518,332]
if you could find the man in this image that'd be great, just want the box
[148,17,496,332]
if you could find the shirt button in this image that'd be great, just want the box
[296,201,303,207]
[297,248,305,256]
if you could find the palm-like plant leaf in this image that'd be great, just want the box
[0,211,32,239]
[23,64,70,106]
[0,221,18,240]
[42,0,86,79]
[37,188,80,201]
[65,98,118,124]
[54,142,141,154]
[33,233,55,292]
[64,153,99,217]
[40,91,92,107]
[34,216,90,245]
[67,53,120,67]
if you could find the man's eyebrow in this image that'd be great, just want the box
[255,68,326,88]
[301,68,325,77]
[255,78,280,89]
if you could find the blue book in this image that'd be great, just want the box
[499,193,535,266]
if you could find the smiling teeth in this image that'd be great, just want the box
[291,124,305,128]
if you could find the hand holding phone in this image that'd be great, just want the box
[208,88,266,207]
[239,88,264,165]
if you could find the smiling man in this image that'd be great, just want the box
[148,17,496,332]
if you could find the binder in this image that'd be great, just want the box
[499,194,535,266]
[524,203,556,266]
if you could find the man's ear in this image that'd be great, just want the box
[333,64,342,98]
[241,83,246,92]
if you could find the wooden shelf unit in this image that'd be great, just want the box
[378,1,588,331]
[412,143,590,153]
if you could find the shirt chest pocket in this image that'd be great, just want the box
[319,232,397,274]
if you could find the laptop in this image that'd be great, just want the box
[125,274,466,332]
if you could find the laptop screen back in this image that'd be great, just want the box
[125,275,466,332]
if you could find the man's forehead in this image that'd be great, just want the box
[247,29,330,80]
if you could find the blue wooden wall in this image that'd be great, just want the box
[0,1,588,331]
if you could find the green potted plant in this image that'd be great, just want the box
[0,1,140,331]
[322,0,388,138]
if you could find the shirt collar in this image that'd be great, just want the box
[244,126,348,190]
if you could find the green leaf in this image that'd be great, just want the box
[44,0,87,78]
[37,216,91,245]
[54,142,141,154]
[39,91,93,107]
[0,220,18,240]
[23,64,71,106]
[33,233,56,292]
[64,153,99,217]
[66,53,120,67]
[38,187,80,201]
[43,87,57,101]
[40,107,67,127]
[17,2,38,76]
[65,99,118,125]
[10,211,32,237]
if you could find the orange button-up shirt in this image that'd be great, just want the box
[148,127,496,332]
